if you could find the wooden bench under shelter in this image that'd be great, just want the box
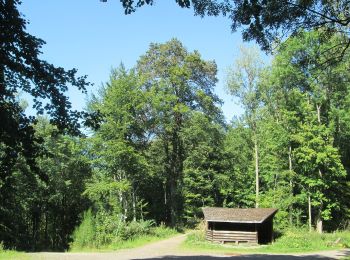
[202,207,278,245]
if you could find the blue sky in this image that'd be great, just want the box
[19,0,262,121]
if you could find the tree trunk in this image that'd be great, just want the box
[316,169,323,233]
[115,174,125,221]
[163,181,167,205]
[308,194,312,232]
[45,210,48,245]
[316,104,321,124]
[0,64,4,94]
[312,104,324,233]
[288,145,293,225]
[164,143,170,224]
[169,177,177,227]
[140,200,144,221]
[169,132,179,227]
[132,185,136,221]
[254,136,259,208]
[316,210,323,233]
[169,115,184,227]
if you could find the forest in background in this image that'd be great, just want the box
[1,28,350,251]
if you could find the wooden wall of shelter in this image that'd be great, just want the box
[203,207,278,244]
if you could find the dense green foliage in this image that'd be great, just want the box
[70,216,177,251]
[1,1,97,251]
[0,118,92,251]
[87,39,223,230]
[2,34,350,251]
[257,31,350,232]
[1,3,350,251]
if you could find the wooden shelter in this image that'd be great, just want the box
[203,207,278,244]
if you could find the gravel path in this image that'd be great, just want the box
[28,234,189,260]
[27,234,350,260]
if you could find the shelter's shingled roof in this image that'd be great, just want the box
[202,207,278,224]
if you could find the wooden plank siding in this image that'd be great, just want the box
[205,230,258,244]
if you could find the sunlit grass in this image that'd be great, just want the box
[182,228,350,254]
[0,250,30,260]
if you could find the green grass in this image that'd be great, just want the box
[69,226,179,252]
[0,242,29,260]
[0,250,30,260]
[182,229,350,254]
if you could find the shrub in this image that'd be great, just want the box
[119,220,155,240]
[70,214,178,251]
[94,211,125,246]
[70,210,95,250]
[151,224,178,238]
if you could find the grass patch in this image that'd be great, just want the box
[0,250,29,260]
[70,225,179,252]
[182,229,350,254]
[263,229,350,253]
[0,242,29,260]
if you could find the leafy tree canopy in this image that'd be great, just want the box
[112,0,350,54]
[1,0,97,180]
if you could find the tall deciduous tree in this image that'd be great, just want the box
[88,65,149,223]
[87,40,222,227]
[226,46,264,208]
[136,38,221,226]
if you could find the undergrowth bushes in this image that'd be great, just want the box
[119,219,155,240]
[270,228,350,252]
[70,210,177,251]
[70,210,96,249]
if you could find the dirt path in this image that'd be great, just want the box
[28,235,350,260]
[28,234,189,260]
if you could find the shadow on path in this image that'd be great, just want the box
[132,250,350,260]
